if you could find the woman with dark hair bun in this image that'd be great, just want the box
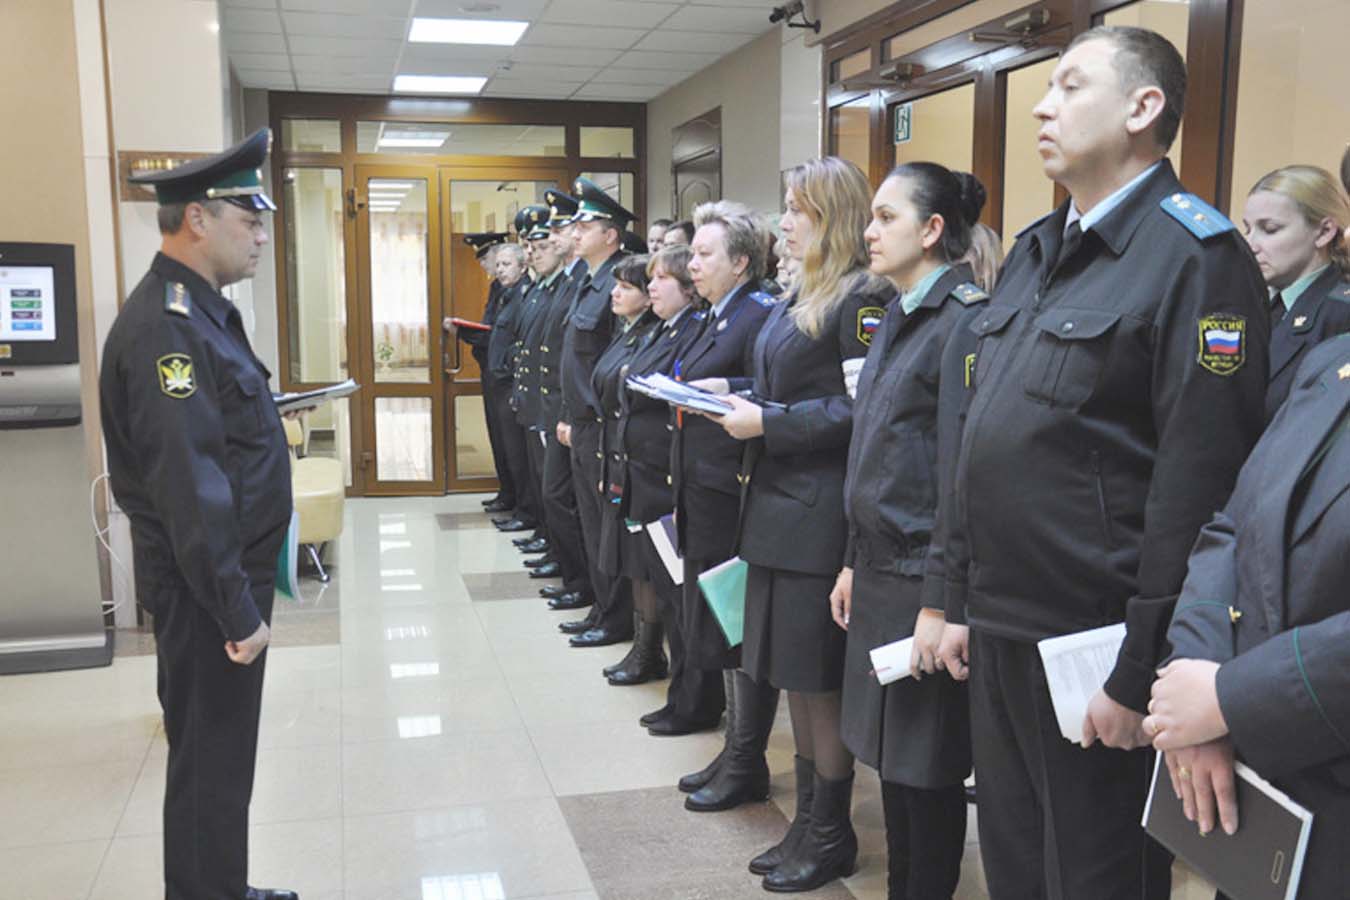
[832,162,992,899]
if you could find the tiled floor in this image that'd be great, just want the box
[1,494,1220,899]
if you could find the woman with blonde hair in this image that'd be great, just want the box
[1241,164,1350,420]
[699,156,892,891]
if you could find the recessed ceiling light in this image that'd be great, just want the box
[409,17,527,45]
[393,75,487,95]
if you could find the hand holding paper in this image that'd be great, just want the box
[1036,622,1126,744]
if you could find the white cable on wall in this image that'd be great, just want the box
[90,472,132,615]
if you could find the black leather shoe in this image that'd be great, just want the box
[606,617,668,685]
[483,500,513,513]
[640,704,673,728]
[688,672,777,812]
[522,555,553,569]
[495,518,534,533]
[760,772,857,893]
[246,889,299,900]
[491,515,513,526]
[679,743,727,793]
[480,495,500,507]
[540,585,568,600]
[569,626,631,647]
[647,714,721,736]
[517,538,550,554]
[559,618,592,634]
[529,562,562,578]
[548,592,593,611]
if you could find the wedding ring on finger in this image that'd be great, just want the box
[1178,766,1192,780]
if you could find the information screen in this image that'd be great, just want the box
[0,266,57,342]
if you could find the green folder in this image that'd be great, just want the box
[275,510,300,600]
[698,557,747,647]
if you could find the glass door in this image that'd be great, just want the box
[353,165,445,494]
[439,167,567,492]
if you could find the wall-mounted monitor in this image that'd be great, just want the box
[0,243,78,365]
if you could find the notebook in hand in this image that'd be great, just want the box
[1143,755,1313,900]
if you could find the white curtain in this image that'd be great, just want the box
[370,212,430,370]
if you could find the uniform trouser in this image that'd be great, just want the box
[486,379,538,524]
[523,425,548,538]
[153,572,275,900]
[477,356,513,504]
[969,630,1172,900]
[568,422,632,633]
[881,780,967,900]
[659,583,725,722]
[542,431,592,597]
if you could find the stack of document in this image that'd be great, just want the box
[626,373,733,416]
[1037,622,1127,743]
[869,636,916,685]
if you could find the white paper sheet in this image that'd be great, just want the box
[869,636,916,685]
[1036,622,1127,743]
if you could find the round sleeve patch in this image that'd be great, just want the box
[157,352,197,398]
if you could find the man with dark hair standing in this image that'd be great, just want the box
[933,27,1269,899]
[99,128,297,900]
[647,218,673,253]
[557,177,637,647]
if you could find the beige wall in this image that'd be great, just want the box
[781,29,823,172]
[646,28,784,221]
[1228,0,1350,214]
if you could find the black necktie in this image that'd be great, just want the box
[1270,293,1286,332]
[1056,221,1083,272]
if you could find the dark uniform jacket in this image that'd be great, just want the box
[669,282,776,561]
[592,313,660,513]
[736,275,894,576]
[944,161,1269,712]
[609,307,703,524]
[513,270,565,427]
[99,253,292,641]
[561,251,623,427]
[1167,336,1350,897]
[486,278,528,386]
[537,260,586,429]
[1265,265,1350,422]
[845,264,988,589]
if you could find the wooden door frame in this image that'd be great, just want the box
[438,164,569,493]
[353,163,446,496]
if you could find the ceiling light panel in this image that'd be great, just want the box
[409,17,529,45]
[393,75,488,94]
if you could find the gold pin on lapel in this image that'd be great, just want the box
[1339,363,1350,380]
[1293,315,1307,328]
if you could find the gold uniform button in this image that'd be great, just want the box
[595,451,602,459]
[666,475,673,485]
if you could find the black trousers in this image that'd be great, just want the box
[486,379,537,524]
[569,422,632,633]
[659,581,725,722]
[542,431,592,597]
[969,630,1172,900]
[153,572,275,900]
[881,780,967,900]
[479,374,516,504]
[523,425,548,538]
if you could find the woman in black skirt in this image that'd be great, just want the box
[836,163,991,900]
[591,255,670,684]
[668,202,780,787]
[703,157,893,892]
[598,248,705,700]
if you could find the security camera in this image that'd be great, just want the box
[769,0,804,23]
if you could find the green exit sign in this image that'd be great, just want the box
[894,103,912,144]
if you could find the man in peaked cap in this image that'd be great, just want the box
[556,176,640,648]
[535,188,599,611]
[447,232,516,512]
[99,128,298,900]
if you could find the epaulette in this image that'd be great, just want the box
[1160,192,1236,240]
[748,291,776,308]
[164,282,191,317]
[950,282,989,305]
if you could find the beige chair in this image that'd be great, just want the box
[283,417,344,582]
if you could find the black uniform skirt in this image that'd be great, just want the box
[681,556,740,671]
[598,505,677,594]
[839,567,971,788]
[742,563,846,692]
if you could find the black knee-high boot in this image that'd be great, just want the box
[761,771,857,893]
[685,670,778,811]
[678,669,734,793]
